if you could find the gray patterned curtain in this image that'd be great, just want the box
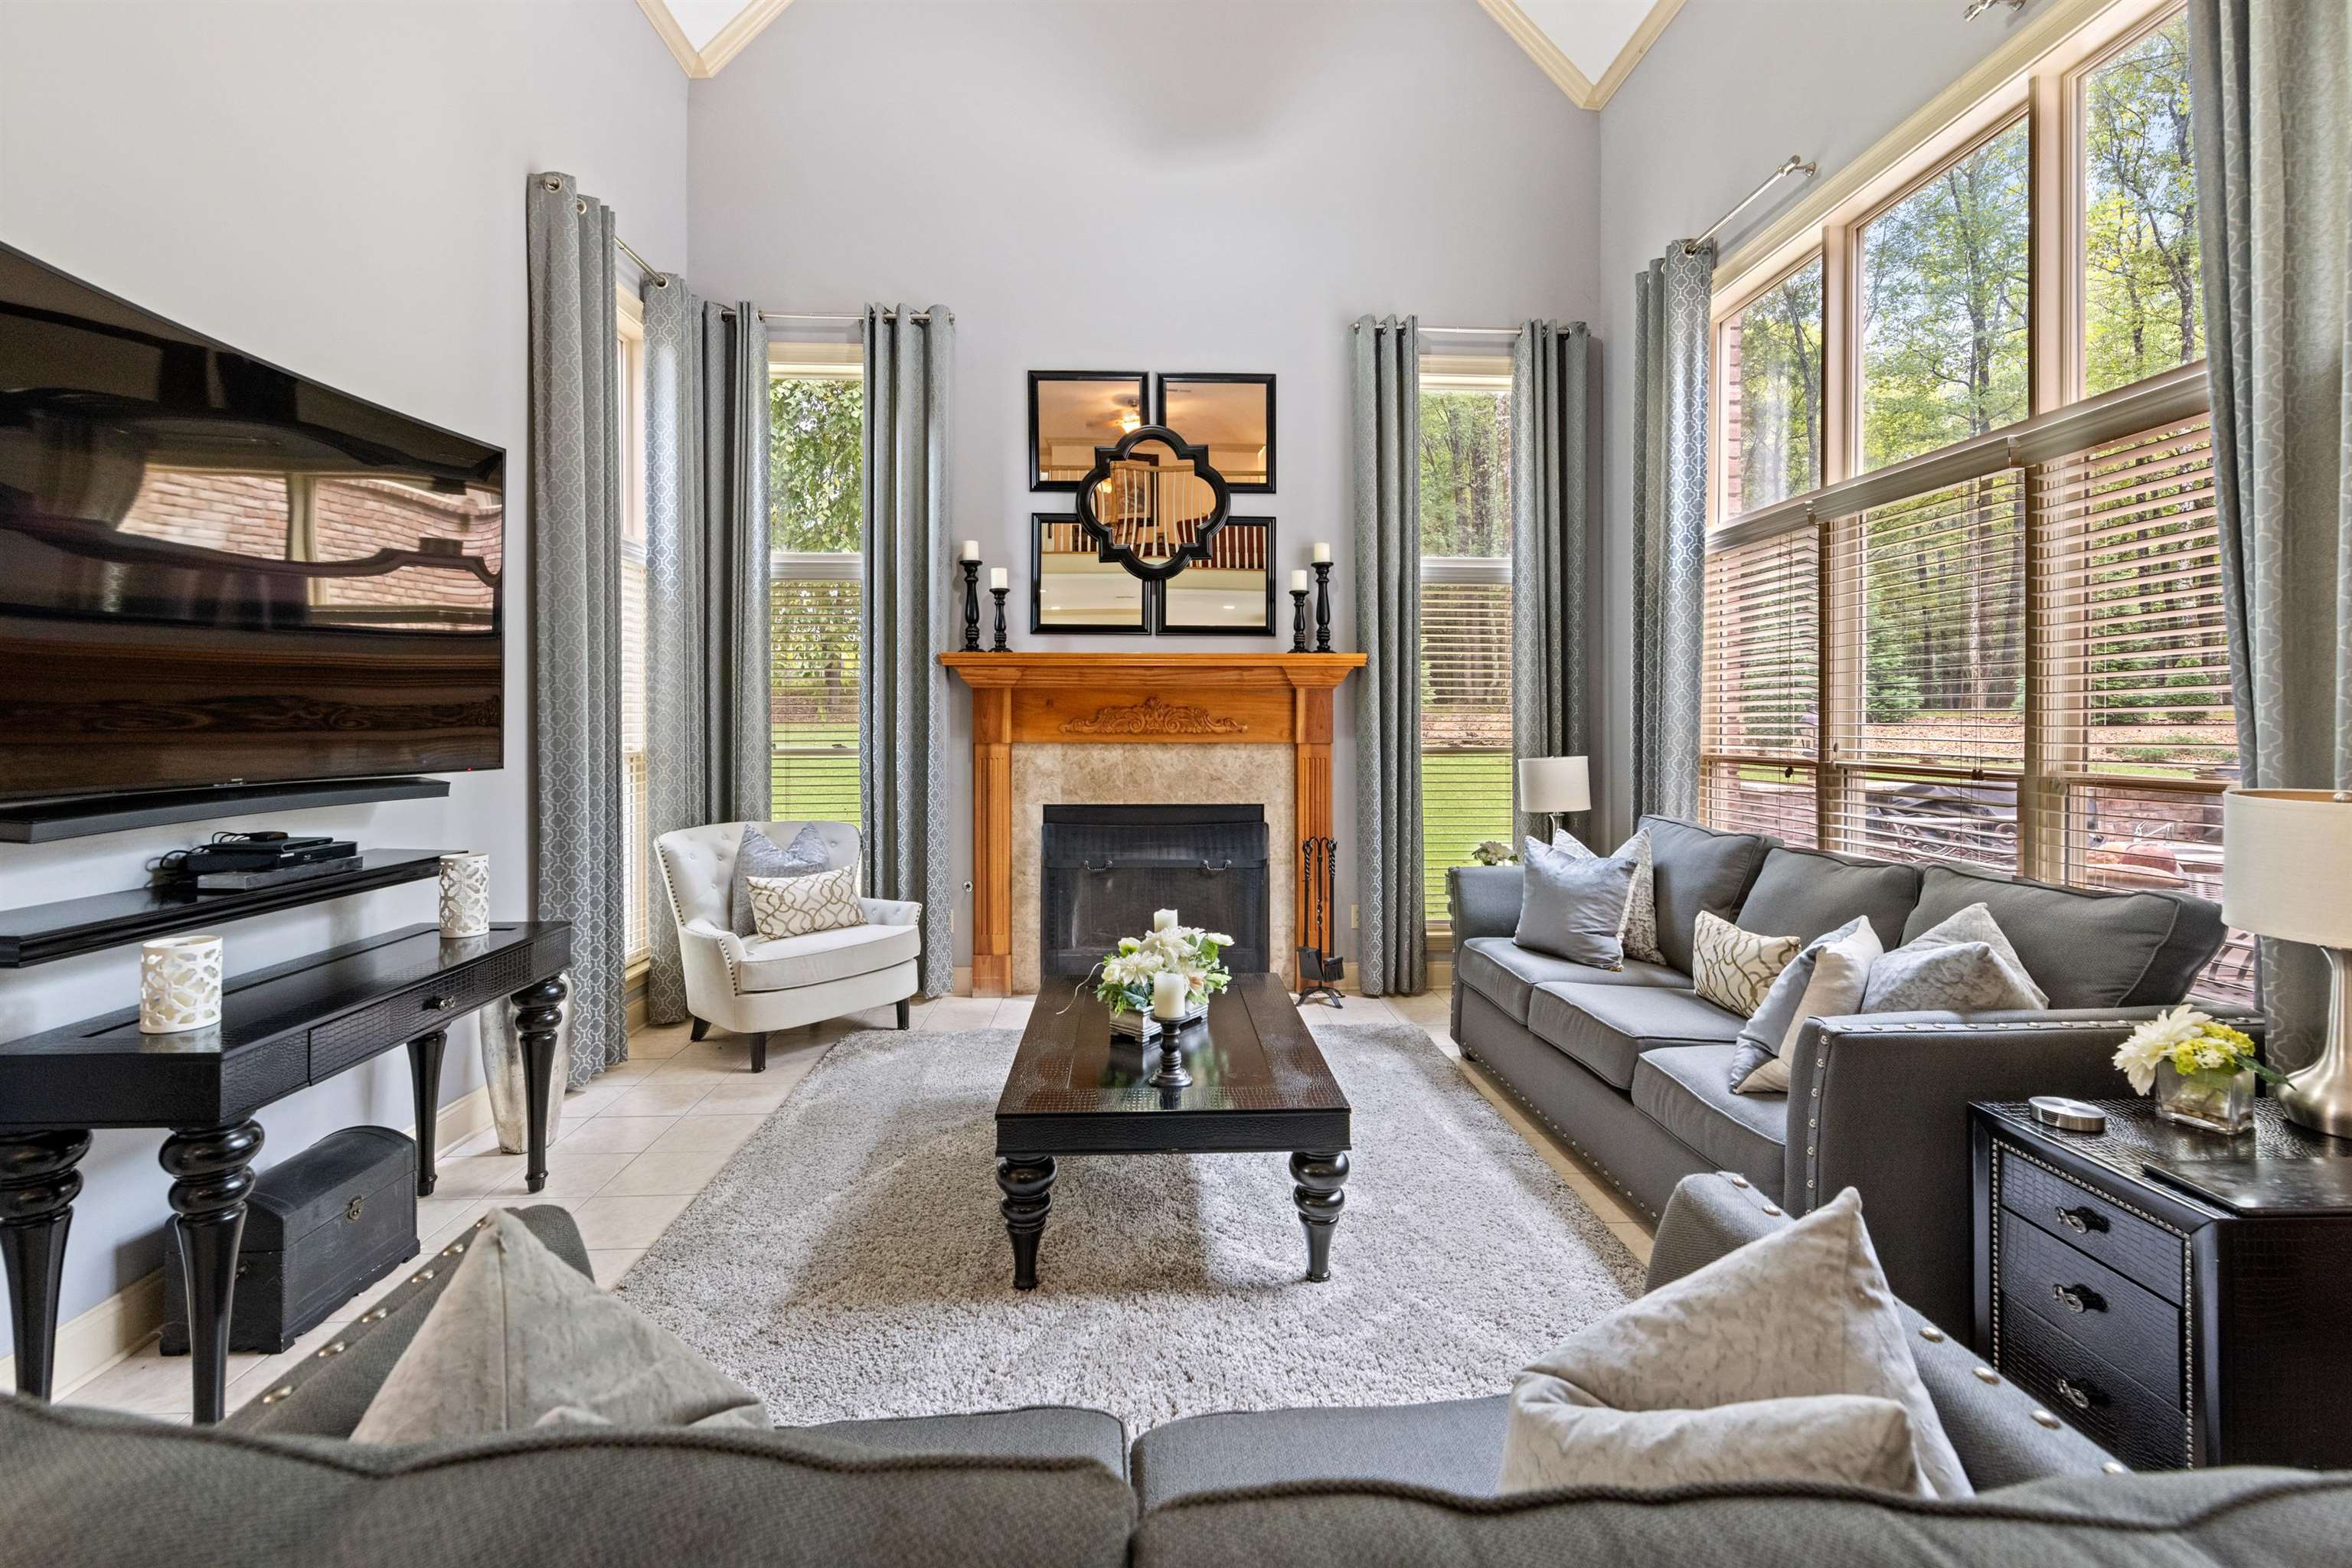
[1352,315,1424,997]
[2190,0,2352,1068]
[1511,320,1592,846]
[861,304,954,998]
[524,172,625,1083]
[1629,245,1715,828]
[642,280,773,1024]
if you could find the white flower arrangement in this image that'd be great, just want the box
[2112,1003,2278,1095]
[1470,840,1517,867]
[1094,924,1234,1017]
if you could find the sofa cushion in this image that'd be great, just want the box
[1132,1395,1508,1510]
[1903,864,2220,1008]
[0,1396,1139,1568]
[810,1406,1129,1480]
[1631,1045,1787,1198]
[1457,936,1689,1026]
[1736,845,1922,952]
[737,921,921,993]
[1637,817,1773,975]
[1527,984,1744,1090]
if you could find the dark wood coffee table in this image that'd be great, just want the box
[994,972,1351,1289]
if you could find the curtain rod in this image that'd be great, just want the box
[1683,154,1818,255]
[1351,322,1521,336]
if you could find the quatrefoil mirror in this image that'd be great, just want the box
[1072,424,1233,583]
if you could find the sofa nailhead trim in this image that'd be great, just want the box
[2103,1461,2128,1475]
[2031,1409,2061,1429]
[1974,1367,2001,1385]
[1919,1325,1945,1343]
[1729,1174,1749,1188]
[260,1385,292,1405]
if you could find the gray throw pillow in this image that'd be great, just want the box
[730,822,829,937]
[351,1210,769,1442]
[1860,900,2047,1014]
[1516,836,1636,970]
[1728,916,1883,1095]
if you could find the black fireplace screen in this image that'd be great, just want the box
[1040,804,1270,979]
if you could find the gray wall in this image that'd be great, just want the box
[1589,0,2051,842]
[686,0,1603,970]
[0,0,687,1329]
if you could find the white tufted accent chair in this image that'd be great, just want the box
[653,821,923,1071]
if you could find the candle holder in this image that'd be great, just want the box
[1147,1031,1193,1089]
[961,560,982,652]
[1289,588,1310,652]
[990,586,1011,652]
[1312,560,1334,652]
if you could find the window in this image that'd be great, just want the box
[1701,2,2243,999]
[616,289,652,966]
[769,342,864,825]
[1417,354,1514,930]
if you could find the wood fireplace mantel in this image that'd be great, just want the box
[941,652,1367,997]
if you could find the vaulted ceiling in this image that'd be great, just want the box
[632,0,1686,106]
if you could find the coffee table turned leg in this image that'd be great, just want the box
[1291,1150,1348,1282]
[996,1155,1055,1290]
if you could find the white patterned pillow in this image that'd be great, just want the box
[1690,910,1802,1018]
[1550,828,1659,962]
[746,867,864,939]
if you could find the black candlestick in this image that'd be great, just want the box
[1147,1029,1193,1089]
[1312,561,1334,652]
[990,586,1010,652]
[1289,588,1310,652]
[961,560,982,652]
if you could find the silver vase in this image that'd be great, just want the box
[479,965,573,1155]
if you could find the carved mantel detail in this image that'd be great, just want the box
[1059,696,1246,737]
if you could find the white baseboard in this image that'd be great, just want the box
[10,1083,495,1400]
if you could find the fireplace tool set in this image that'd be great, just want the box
[1296,835,1344,1007]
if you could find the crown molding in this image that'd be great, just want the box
[1477,0,1686,110]
[634,0,798,79]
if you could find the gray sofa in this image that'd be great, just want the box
[1449,816,2247,1336]
[5,1188,2346,1565]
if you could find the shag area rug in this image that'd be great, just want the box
[621,1021,1643,1433]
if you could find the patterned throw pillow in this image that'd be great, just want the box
[1690,910,1802,1019]
[1550,828,1660,962]
[746,866,864,940]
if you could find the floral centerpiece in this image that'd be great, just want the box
[2113,1004,2280,1135]
[1470,840,1517,867]
[1095,920,1233,1038]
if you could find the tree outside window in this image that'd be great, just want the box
[2083,13,2201,396]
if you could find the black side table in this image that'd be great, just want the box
[1972,1098,2352,1471]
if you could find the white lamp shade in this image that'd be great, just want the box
[1517,756,1592,815]
[2223,788,2352,948]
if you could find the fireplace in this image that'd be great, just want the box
[1039,805,1270,979]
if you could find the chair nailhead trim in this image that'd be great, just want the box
[1974,1367,2001,1384]
[2030,1409,2061,1429]
[1919,1325,1945,1343]
[260,1385,292,1404]
[1729,1174,1749,1188]
[316,1341,347,1357]
[1760,1204,1781,1216]
[2102,1461,2128,1475]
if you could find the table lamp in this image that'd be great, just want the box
[1517,756,1591,841]
[2222,788,2352,1138]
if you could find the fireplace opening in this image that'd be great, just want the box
[1039,804,1270,980]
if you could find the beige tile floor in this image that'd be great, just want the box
[57,986,1649,1421]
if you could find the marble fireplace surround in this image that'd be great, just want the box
[941,652,1367,998]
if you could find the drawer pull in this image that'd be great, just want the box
[2055,1204,2107,1236]
[2050,1282,2105,1315]
[2056,1376,2099,1411]
[422,995,456,1013]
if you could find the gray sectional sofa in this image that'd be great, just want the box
[6,1189,2347,1566]
[1448,815,2245,1336]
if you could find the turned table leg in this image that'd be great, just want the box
[161,1120,264,1423]
[512,977,567,1195]
[996,1155,1055,1291]
[1291,1150,1349,1283]
[407,1030,447,1197]
[0,1130,90,1399]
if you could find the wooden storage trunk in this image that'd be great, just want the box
[162,1125,420,1356]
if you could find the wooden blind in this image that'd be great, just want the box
[1420,577,1514,923]
[619,550,651,960]
[770,573,863,824]
[1700,523,1819,847]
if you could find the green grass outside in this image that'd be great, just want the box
[1423,750,1514,920]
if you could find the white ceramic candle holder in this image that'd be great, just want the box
[140,934,224,1034]
[438,851,492,938]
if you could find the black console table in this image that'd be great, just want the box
[0,921,570,1423]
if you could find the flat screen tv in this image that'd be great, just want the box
[0,240,505,804]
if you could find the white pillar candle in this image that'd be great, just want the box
[1152,971,1187,1020]
[962,539,980,561]
[1153,907,1178,932]
[1290,569,1308,593]
[989,567,1008,591]
[140,934,224,1034]
[1312,541,1331,564]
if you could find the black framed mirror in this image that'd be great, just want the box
[1072,424,1232,583]
[1155,517,1276,635]
[1155,373,1275,492]
[1031,514,1149,634]
[1030,371,1148,491]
